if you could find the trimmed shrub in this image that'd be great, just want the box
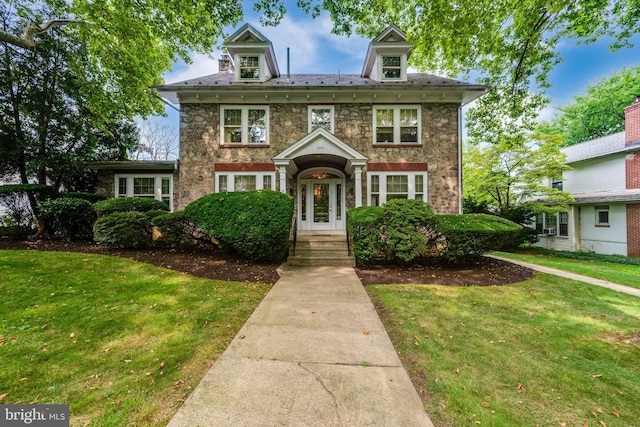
[435,214,522,262]
[382,199,437,262]
[0,225,34,240]
[347,206,384,263]
[58,191,107,204]
[145,209,167,221]
[152,211,211,249]
[38,198,95,240]
[184,190,294,261]
[93,212,154,249]
[93,197,169,217]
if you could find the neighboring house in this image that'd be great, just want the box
[535,98,640,257]
[93,24,486,233]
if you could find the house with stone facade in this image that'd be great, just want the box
[94,24,486,235]
[534,98,640,257]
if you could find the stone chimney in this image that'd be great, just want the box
[218,54,234,73]
[624,96,640,145]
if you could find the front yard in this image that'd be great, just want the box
[0,250,271,426]
[367,274,640,426]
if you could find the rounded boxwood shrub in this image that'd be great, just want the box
[184,190,294,261]
[152,211,209,249]
[145,209,168,221]
[93,197,169,217]
[382,199,437,263]
[434,214,522,262]
[38,197,96,240]
[93,211,154,249]
[347,206,384,264]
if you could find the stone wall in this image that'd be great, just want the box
[178,102,460,213]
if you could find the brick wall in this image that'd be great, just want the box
[627,204,640,257]
[624,102,640,145]
[626,153,640,189]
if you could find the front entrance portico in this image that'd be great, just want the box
[273,128,368,231]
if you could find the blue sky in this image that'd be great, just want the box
[160,2,640,125]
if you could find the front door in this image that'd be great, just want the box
[298,175,345,231]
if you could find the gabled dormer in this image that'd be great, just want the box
[361,25,412,82]
[225,24,280,82]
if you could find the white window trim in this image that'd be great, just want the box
[377,53,407,81]
[220,105,269,145]
[373,105,421,145]
[114,174,173,211]
[367,171,427,206]
[308,105,335,133]
[534,212,569,237]
[214,171,276,193]
[234,54,264,82]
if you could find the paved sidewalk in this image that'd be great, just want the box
[168,264,434,427]
[489,255,640,298]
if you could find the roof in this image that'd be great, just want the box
[89,161,178,171]
[568,189,640,204]
[154,73,488,104]
[562,132,640,163]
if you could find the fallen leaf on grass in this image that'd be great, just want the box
[482,402,490,407]
[0,393,8,402]
[124,359,132,363]
[599,421,606,427]
[610,411,620,417]
[517,384,526,393]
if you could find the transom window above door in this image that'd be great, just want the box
[308,106,334,133]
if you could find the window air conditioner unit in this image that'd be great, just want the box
[543,228,556,235]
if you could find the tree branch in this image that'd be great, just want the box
[0,20,89,50]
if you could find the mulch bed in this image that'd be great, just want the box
[0,239,535,286]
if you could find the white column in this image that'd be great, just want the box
[354,167,363,208]
[279,166,287,194]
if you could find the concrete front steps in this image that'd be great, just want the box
[288,231,356,267]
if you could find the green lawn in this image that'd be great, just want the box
[368,275,640,427]
[494,250,640,290]
[0,250,271,426]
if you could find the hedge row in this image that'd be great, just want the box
[347,200,522,264]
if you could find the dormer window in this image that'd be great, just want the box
[381,55,402,79]
[238,55,260,80]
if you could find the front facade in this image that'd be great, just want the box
[535,99,640,256]
[97,24,486,232]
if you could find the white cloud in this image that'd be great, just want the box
[164,53,220,84]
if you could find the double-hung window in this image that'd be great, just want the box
[215,172,275,193]
[367,172,427,206]
[221,106,268,145]
[534,211,569,237]
[308,106,334,133]
[115,175,173,210]
[238,55,260,80]
[373,106,420,144]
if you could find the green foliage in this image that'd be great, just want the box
[0,225,34,239]
[0,184,53,197]
[538,67,640,146]
[184,191,294,261]
[152,211,207,249]
[38,198,95,240]
[347,206,384,263]
[58,192,107,203]
[93,197,169,217]
[435,214,522,261]
[382,199,436,262]
[93,212,153,249]
[463,134,573,216]
[529,247,640,266]
[144,209,167,221]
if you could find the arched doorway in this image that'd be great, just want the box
[298,168,345,231]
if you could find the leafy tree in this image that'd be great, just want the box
[538,66,640,146]
[463,133,572,217]
[257,0,640,141]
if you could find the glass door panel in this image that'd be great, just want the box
[313,183,330,223]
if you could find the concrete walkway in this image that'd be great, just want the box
[167,264,434,427]
[489,255,640,298]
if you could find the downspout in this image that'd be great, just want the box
[457,105,463,214]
